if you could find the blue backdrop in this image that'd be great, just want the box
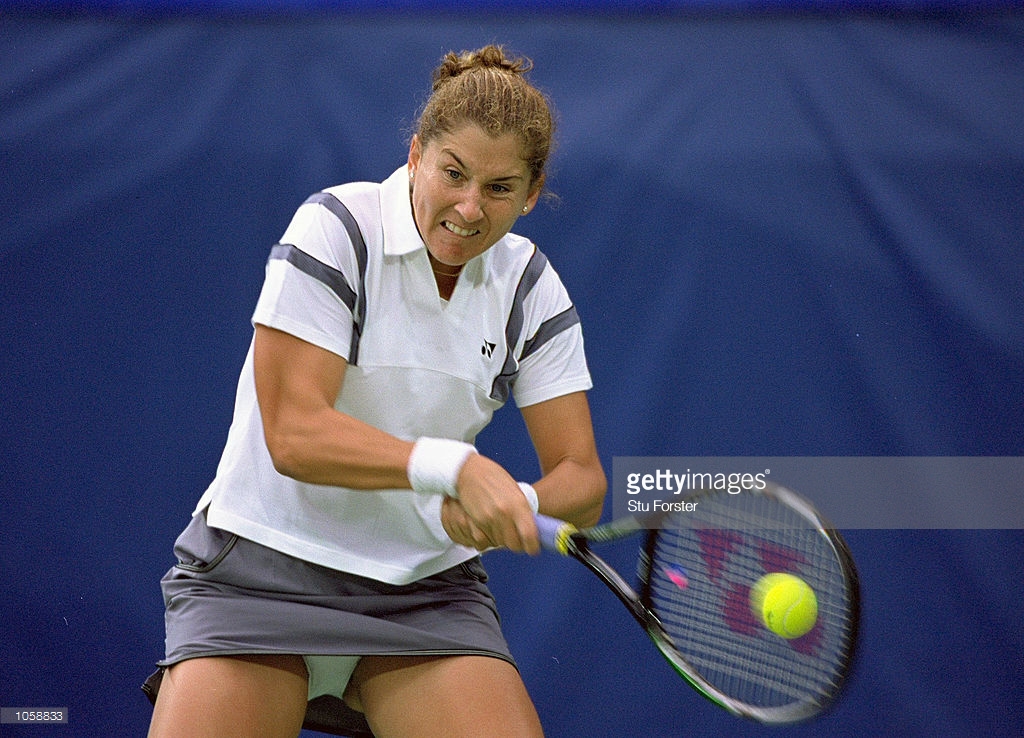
[2,4,1023,736]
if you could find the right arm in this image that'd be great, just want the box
[253,323,538,553]
[254,323,411,489]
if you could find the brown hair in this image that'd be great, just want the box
[416,45,555,190]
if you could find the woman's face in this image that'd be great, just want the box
[408,123,542,267]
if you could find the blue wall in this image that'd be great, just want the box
[2,7,1023,736]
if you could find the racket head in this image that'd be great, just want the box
[636,482,860,724]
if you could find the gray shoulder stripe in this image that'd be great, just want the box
[490,248,550,403]
[300,192,368,365]
[304,193,367,275]
[520,305,581,362]
[268,243,357,313]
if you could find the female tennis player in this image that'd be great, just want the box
[145,45,606,738]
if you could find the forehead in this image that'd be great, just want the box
[424,124,529,179]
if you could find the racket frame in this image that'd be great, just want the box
[537,482,860,725]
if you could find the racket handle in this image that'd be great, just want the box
[535,514,577,555]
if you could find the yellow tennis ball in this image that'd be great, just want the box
[750,573,818,639]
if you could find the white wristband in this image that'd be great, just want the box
[408,437,477,498]
[517,482,540,513]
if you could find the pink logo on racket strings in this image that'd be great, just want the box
[695,529,742,585]
[696,529,824,656]
[758,541,809,575]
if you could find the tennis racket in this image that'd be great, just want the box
[535,481,859,724]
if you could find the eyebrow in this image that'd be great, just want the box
[444,149,526,183]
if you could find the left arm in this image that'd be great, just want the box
[520,391,606,528]
[440,391,605,550]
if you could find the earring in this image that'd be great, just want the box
[522,206,529,214]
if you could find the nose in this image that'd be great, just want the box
[454,187,484,223]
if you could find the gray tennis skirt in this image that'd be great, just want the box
[142,511,515,737]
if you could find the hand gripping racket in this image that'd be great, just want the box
[535,481,859,724]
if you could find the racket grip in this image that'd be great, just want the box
[535,514,576,555]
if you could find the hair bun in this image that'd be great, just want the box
[417,44,554,189]
[432,45,533,91]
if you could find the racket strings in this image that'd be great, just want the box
[643,489,856,718]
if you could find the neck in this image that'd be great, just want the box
[428,253,463,278]
[431,263,462,277]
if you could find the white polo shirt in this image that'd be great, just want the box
[197,166,592,584]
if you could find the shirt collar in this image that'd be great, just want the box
[381,165,423,257]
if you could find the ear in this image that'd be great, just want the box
[407,135,422,176]
[523,174,544,214]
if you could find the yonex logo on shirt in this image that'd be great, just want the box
[481,341,496,358]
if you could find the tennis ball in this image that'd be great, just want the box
[750,573,818,639]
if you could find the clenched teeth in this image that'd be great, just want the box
[443,221,479,237]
